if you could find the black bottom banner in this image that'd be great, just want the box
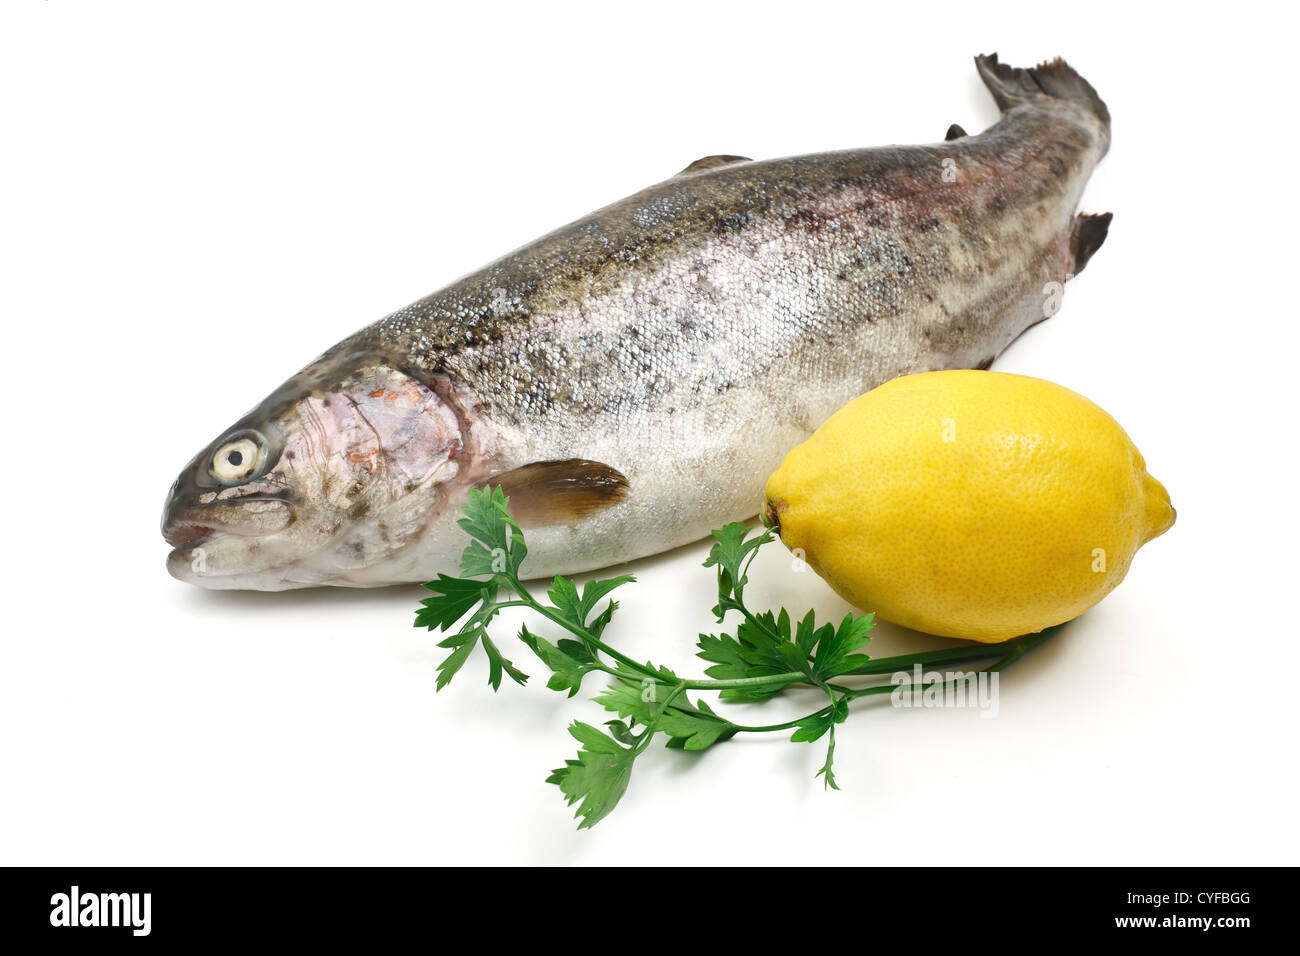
[1,866,1282,944]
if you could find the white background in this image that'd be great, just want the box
[2,1,1296,865]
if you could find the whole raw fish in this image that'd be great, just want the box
[163,53,1112,589]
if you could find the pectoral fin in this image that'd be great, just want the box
[474,459,629,526]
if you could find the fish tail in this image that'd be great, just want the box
[974,53,1110,150]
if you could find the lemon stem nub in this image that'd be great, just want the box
[762,499,781,535]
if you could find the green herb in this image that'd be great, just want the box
[415,486,1060,829]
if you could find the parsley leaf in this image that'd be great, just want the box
[790,696,849,743]
[457,485,527,576]
[703,522,773,611]
[817,725,841,791]
[547,575,635,632]
[420,574,528,690]
[811,612,876,679]
[481,632,529,690]
[434,627,480,691]
[595,682,738,751]
[697,609,807,700]
[518,623,597,697]
[415,576,493,632]
[697,607,875,699]
[791,696,849,790]
[547,721,641,829]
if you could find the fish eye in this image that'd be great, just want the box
[210,431,267,485]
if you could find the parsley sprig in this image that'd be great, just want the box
[416,487,1060,829]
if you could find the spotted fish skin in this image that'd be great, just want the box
[162,54,1112,589]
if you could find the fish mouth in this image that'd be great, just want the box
[161,498,295,554]
[162,522,221,549]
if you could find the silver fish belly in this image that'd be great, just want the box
[162,54,1112,590]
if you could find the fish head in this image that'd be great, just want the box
[162,353,470,589]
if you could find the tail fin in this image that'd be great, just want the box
[974,53,1110,143]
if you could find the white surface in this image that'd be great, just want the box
[2,1,1296,865]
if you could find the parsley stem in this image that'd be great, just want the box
[835,641,1034,700]
[680,674,806,691]
[593,630,1057,699]
[726,717,812,733]
[836,626,1061,677]
[604,628,1056,734]
[505,574,654,677]
[639,681,687,747]
[600,663,808,693]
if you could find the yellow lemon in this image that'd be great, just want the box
[764,371,1174,642]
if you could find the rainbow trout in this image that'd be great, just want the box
[162,53,1112,589]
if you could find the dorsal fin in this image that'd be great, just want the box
[945,123,968,141]
[677,154,752,176]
